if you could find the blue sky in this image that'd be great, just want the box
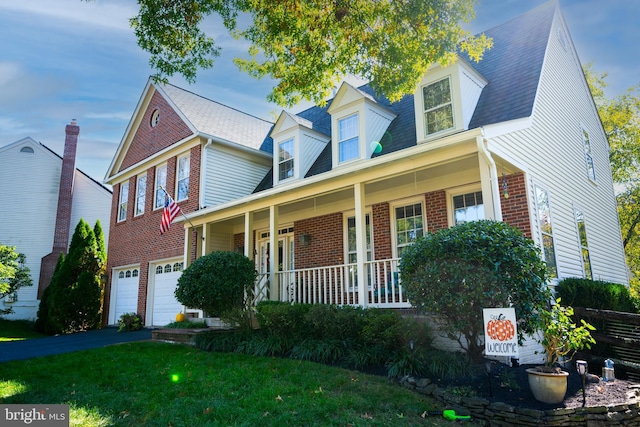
[0,0,638,184]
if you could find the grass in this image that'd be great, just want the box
[0,318,46,342]
[0,341,476,426]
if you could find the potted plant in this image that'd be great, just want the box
[526,298,596,404]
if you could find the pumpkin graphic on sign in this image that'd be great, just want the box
[486,313,515,341]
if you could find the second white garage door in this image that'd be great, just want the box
[149,261,184,327]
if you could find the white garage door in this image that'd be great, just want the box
[112,268,139,324]
[150,261,184,326]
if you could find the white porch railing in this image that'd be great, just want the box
[256,258,410,309]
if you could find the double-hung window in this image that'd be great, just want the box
[135,174,146,216]
[176,154,190,201]
[338,114,359,163]
[535,186,558,278]
[423,77,454,136]
[453,191,484,224]
[278,138,294,181]
[118,182,129,222]
[574,209,592,279]
[154,164,167,209]
[394,203,424,258]
[582,128,596,182]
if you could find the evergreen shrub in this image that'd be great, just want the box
[556,277,639,313]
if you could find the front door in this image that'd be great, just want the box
[257,228,294,301]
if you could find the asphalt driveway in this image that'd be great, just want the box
[0,327,152,363]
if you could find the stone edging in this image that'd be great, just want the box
[400,376,640,426]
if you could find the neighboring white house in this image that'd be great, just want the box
[0,124,112,320]
[103,1,628,365]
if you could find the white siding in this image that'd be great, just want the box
[0,140,60,319]
[69,171,112,249]
[364,107,394,158]
[299,131,327,177]
[459,66,486,130]
[202,144,271,208]
[0,139,112,320]
[488,13,627,285]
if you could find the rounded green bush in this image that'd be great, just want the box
[175,251,256,316]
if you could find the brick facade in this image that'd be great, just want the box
[372,203,392,260]
[500,172,532,238]
[294,213,344,269]
[104,144,201,325]
[425,190,448,232]
[119,90,193,172]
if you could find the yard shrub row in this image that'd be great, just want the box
[195,302,475,380]
[556,277,639,313]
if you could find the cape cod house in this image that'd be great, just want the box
[103,1,628,339]
[0,122,112,320]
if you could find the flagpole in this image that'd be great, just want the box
[159,185,200,233]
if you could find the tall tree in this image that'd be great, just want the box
[129,0,491,107]
[37,219,106,334]
[584,64,640,297]
[0,244,32,315]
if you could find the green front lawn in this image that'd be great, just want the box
[0,342,470,426]
[0,318,45,342]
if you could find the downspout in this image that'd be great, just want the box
[199,138,212,210]
[476,134,503,222]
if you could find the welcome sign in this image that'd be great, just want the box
[483,307,518,357]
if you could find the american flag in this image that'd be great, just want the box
[160,196,181,235]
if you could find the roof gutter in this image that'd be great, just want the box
[476,133,503,221]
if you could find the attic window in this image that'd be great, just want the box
[150,109,160,127]
[338,114,359,163]
[20,146,34,153]
[423,77,454,136]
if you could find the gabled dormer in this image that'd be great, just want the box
[270,111,330,186]
[327,83,397,167]
[414,57,487,143]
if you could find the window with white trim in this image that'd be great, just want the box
[535,186,558,278]
[118,182,128,222]
[135,174,146,216]
[278,138,294,181]
[582,128,596,182]
[574,209,592,279]
[394,202,424,257]
[423,77,454,136]
[453,191,484,224]
[345,213,372,289]
[176,154,190,201]
[338,114,359,163]
[154,164,167,209]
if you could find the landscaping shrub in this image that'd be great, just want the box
[164,320,208,329]
[556,277,639,313]
[255,300,311,339]
[118,312,143,332]
[400,220,550,363]
[175,251,257,325]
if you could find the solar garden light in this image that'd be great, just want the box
[576,360,588,407]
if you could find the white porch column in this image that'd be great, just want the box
[354,182,368,307]
[200,222,208,257]
[477,136,503,221]
[269,205,279,300]
[183,227,192,267]
[244,212,254,260]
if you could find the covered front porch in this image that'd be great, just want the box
[183,131,523,310]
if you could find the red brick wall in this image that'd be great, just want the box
[372,203,392,260]
[104,145,201,325]
[500,172,532,238]
[119,90,193,172]
[425,190,448,232]
[294,213,344,268]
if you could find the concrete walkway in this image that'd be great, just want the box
[0,327,152,363]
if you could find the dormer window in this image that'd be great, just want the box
[278,138,294,181]
[338,114,359,163]
[423,77,454,136]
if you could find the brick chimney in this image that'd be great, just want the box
[38,120,80,298]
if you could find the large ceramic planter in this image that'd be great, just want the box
[526,368,569,404]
